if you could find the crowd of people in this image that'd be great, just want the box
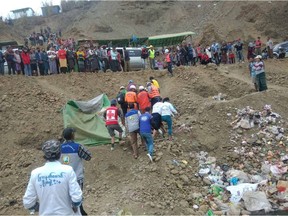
[104,77,178,159]
[0,33,278,77]
[22,76,179,215]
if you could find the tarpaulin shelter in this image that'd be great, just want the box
[77,37,148,48]
[148,31,196,47]
[62,94,118,146]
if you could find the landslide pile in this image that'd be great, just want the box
[3,1,288,44]
[0,59,288,215]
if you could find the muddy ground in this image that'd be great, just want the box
[0,59,288,215]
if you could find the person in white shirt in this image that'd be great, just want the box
[151,99,165,138]
[161,97,178,141]
[23,139,82,215]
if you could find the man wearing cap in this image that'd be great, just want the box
[23,140,82,215]
[148,45,155,70]
[253,55,267,92]
[61,128,92,216]
[103,99,124,150]
[137,86,150,114]
[117,86,128,117]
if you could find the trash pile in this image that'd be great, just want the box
[195,105,288,215]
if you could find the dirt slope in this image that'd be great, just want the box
[2,1,288,43]
[0,59,288,214]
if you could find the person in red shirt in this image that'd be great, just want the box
[200,53,210,65]
[57,45,67,73]
[137,86,151,114]
[255,37,262,56]
[21,48,32,76]
[103,99,124,150]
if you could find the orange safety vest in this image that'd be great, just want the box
[148,85,160,99]
[125,91,137,103]
[137,91,151,111]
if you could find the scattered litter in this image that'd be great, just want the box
[242,191,272,212]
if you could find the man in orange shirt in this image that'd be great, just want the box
[137,86,151,114]
[147,82,161,108]
[125,85,137,110]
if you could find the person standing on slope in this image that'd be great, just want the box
[161,97,178,141]
[164,49,173,76]
[61,128,92,216]
[103,99,124,150]
[137,86,151,114]
[23,139,82,215]
[139,107,154,162]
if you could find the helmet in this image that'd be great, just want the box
[165,49,169,54]
[42,139,61,159]
[128,80,133,84]
[110,99,117,105]
[62,128,75,140]
[130,85,136,90]
[139,86,144,90]
[120,86,125,90]
[255,55,262,59]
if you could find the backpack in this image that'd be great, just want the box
[116,92,125,105]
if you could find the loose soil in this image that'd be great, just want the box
[0,59,288,215]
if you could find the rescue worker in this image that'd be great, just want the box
[161,97,178,141]
[125,103,143,159]
[23,140,82,215]
[164,49,173,76]
[149,76,160,92]
[137,86,151,114]
[147,82,161,108]
[61,128,92,216]
[151,98,165,138]
[126,80,137,91]
[148,45,155,70]
[139,107,154,162]
[103,99,124,150]
[116,86,128,117]
[125,85,138,110]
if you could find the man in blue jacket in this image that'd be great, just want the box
[61,128,92,215]
[139,107,154,162]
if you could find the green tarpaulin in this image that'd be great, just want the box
[148,31,196,47]
[62,94,117,146]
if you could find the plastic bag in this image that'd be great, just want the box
[242,191,272,212]
[226,183,258,203]
[226,169,250,183]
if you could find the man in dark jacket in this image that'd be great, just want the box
[0,51,5,75]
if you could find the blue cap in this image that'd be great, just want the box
[110,99,117,105]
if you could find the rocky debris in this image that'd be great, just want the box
[193,105,288,215]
